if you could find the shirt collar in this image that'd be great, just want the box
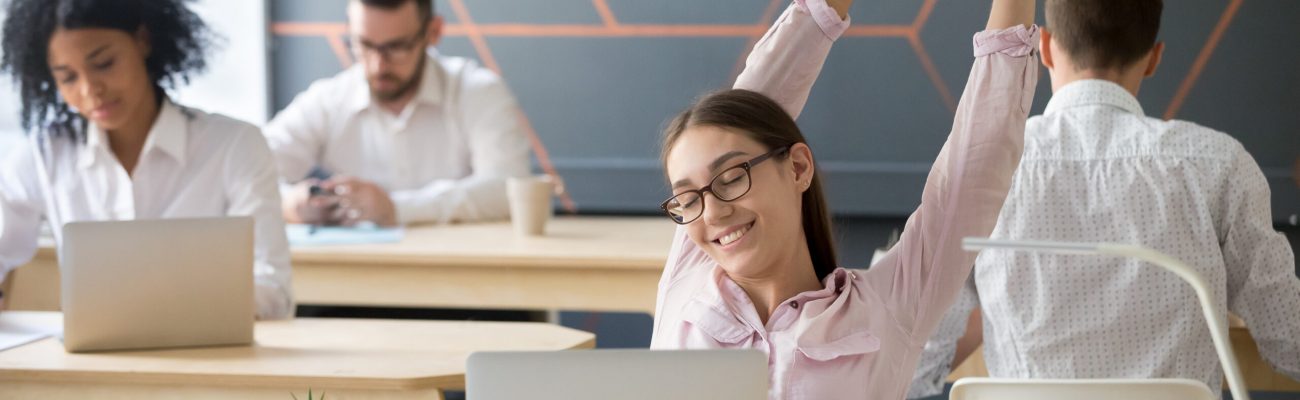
[79,99,188,169]
[1043,79,1145,117]
[694,266,855,324]
[345,52,444,115]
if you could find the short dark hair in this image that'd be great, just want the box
[1045,0,1162,71]
[1,0,213,139]
[359,0,435,23]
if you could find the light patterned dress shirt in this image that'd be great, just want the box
[909,79,1300,398]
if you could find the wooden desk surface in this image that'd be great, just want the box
[27,216,675,269]
[291,216,674,312]
[11,216,677,314]
[290,215,676,270]
[0,312,594,399]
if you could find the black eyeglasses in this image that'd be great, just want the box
[346,26,428,63]
[660,146,790,225]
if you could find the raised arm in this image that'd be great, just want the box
[733,0,850,119]
[861,0,1038,340]
[987,0,1035,30]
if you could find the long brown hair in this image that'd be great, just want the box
[661,89,838,281]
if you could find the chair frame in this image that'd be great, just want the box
[957,238,1251,400]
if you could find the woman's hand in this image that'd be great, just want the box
[827,0,853,20]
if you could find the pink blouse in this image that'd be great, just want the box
[649,1,1041,399]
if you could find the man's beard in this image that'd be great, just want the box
[369,55,426,102]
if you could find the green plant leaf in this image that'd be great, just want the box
[290,388,326,399]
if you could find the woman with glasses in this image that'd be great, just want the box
[650,0,1038,398]
[0,0,292,319]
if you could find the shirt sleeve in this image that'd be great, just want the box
[733,0,848,119]
[906,276,979,398]
[263,78,335,184]
[0,136,48,281]
[390,66,532,225]
[1220,147,1300,380]
[225,125,295,320]
[860,25,1039,342]
[650,225,708,348]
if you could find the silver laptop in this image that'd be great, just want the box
[59,217,255,352]
[467,349,768,400]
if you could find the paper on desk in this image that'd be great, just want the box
[286,224,405,247]
[0,331,48,352]
[0,314,59,352]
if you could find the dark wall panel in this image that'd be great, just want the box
[270,0,1299,221]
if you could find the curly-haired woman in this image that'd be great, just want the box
[0,0,292,318]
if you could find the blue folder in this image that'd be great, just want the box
[285,224,405,247]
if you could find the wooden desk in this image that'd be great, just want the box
[0,311,594,399]
[6,216,676,314]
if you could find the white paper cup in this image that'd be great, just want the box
[507,176,555,236]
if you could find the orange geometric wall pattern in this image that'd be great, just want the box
[270,0,1297,219]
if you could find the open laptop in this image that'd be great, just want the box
[59,217,255,352]
[467,349,768,400]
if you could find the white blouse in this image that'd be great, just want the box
[0,100,294,319]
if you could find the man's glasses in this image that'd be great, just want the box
[346,27,428,63]
[660,146,790,225]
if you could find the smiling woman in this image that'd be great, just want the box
[649,0,1040,398]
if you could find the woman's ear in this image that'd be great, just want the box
[134,26,152,58]
[788,143,815,192]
